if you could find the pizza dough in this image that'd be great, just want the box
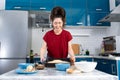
[48,60,69,63]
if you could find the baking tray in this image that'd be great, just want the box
[45,58,71,67]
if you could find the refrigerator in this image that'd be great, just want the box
[0,10,31,74]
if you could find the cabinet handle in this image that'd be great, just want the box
[96,23,102,25]
[96,9,102,11]
[111,64,116,74]
[14,7,21,9]
[40,7,46,10]
[76,22,83,25]
[102,62,106,64]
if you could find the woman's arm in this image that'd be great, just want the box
[68,40,75,62]
[40,40,47,62]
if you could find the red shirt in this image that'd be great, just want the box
[43,29,72,58]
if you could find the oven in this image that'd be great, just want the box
[103,36,120,53]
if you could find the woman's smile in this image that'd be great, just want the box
[53,18,63,35]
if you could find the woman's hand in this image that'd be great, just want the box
[71,56,75,62]
[70,56,75,65]
[68,41,75,63]
[40,56,45,63]
[40,40,47,63]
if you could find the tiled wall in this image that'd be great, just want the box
[31,22,120,55]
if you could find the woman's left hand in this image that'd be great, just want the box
[70,56,75,65]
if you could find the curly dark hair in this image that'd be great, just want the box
[50,6,66,27]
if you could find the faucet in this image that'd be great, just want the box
[80,45,84,55]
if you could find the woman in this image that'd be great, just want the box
[40,6,75,62]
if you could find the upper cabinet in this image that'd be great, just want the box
[30,0,55,11]
[87,0,110,12]
[55,0,72,25]
[54,0,87,26]
[70,0,87,26]
[87,12,110,26]
[5,0,110,27]
[5,0,30,10]
[86,0,110,26]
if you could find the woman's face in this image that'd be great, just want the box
[52,18,63,31]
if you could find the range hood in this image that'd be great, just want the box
[29,11,51,28]
[99,4,120,22]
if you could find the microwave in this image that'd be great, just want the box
[103,36,120,53]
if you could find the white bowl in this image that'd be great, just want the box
[75,61,97,72]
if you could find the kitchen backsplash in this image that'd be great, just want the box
[31,22,120,56]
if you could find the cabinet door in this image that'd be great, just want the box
[5,0,30,10]
[87,12,110,26]
[108,60,117,75]
[94,58,117,75]
[55,0,72,25]
[71,0,87,26]
[102,59,117,75]
[94,58,109,72]
[101,59,110,73]
[30,0,55,11]
[87,0,110,12]
[94,58,105,71]
[76,58,92,62]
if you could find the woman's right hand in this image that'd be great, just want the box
[40,56,45,63]
[40,40,47,63]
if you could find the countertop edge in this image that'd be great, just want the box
[27,55,120,60]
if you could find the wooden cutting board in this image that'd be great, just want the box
[72,44,80,55]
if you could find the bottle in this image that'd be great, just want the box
[30,50,34,63]
[85,49,89,55]
[101,41,105,54]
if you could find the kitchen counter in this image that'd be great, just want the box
[0,68,118,80]
[29,55,120,60]
[75,55,120,60]
[27,54,120,61]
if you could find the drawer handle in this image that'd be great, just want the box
[76,22,83,25]
[14,7,21,9]
[96,9,102,11]
[111,64,116,74]
[102,62,106,64]
[40,7,46,10]
[96,23,102,25]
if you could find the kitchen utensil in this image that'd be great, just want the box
[15,68,37,74]
[45,58,70,67]
[75,61,97,72]
[72,44,80,55]
[18,63,34,69]
[35,63,45,70]
[55,63,70,71]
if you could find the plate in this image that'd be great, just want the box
[15,69,38,74]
